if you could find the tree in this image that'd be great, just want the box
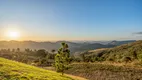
[36,49,47,66]
[51,49,56,53]
[36,49,47,58]
[25,48,30,52]
[12,49,15,52]
[80,54,85,62]
[17,48,20,52]
[55,43,70,75]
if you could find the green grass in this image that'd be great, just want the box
[0,57,73,80]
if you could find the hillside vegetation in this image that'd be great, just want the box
[80,40,142,63]
[65,63,142,80]
[0,57,73,80]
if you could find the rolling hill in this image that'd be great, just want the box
[79,40,142,62]
[0,57,73,80]
[62,40,142,80]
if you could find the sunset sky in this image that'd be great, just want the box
[0,0,142,41]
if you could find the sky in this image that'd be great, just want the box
[0,0,142,41]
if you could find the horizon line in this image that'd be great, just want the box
[0,39,137,42]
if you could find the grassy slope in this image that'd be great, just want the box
[65,63,142,80]
[0,57,73,80]
[82,40,142,62]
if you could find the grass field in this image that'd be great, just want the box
[0,57,73,80]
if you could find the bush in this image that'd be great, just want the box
[137,53,142,62]
[122,56,132,63]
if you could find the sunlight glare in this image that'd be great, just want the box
[7,31,20,40]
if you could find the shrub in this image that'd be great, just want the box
[122,56,132,63]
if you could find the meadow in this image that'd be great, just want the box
[0,57,73,80]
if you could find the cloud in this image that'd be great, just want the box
[133,32,142,35]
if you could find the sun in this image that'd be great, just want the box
[8,31,19,38]
[7,31,20,40]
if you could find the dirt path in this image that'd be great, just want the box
[65,74,87,80]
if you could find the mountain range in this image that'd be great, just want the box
[0,40,136,53]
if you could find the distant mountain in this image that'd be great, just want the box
[108,40,136,46]
[0,40,136,53]
[74,43,115,52]
[72,41,111,45]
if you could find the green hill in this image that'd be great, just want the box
[0,57,73,80]
[80,40,142,63]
